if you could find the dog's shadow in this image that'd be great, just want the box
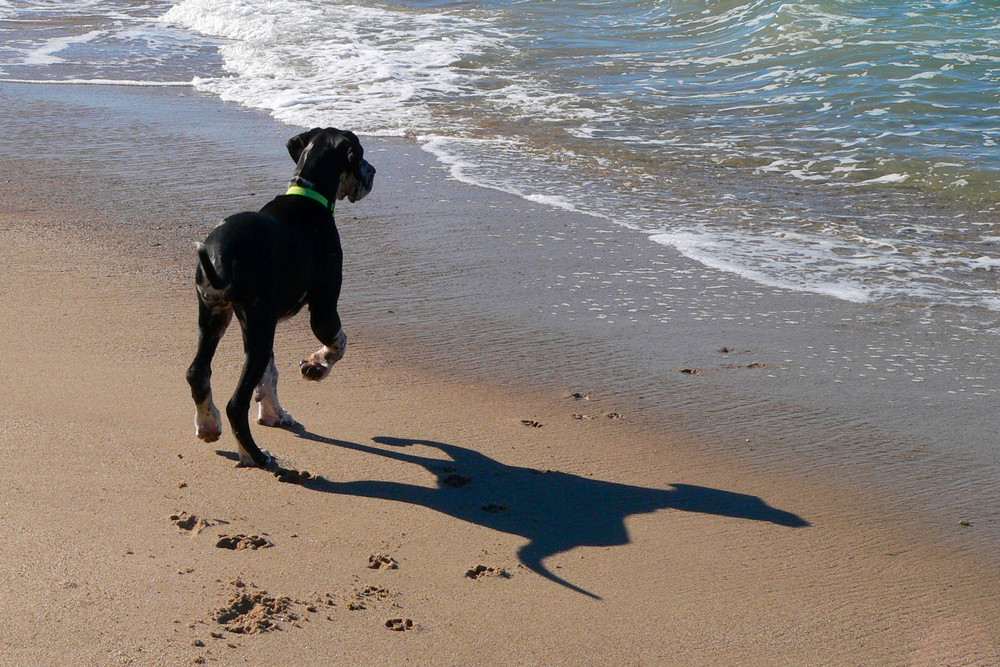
[221,429,809,599]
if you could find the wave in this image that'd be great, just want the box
[162,0,512,136]
[159,0,1000,310]
[0,77,192,86]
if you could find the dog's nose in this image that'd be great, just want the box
[361,160,375,186]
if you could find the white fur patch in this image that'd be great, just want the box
[256,358,296,427]
[337,160,375,202]
[194,398,222,442]
[237,443,271,468]
[324,328,347,364]
[300,329,346,382]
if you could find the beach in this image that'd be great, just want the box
[2,81,1000,664]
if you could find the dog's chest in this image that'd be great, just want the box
[280,291,309,321]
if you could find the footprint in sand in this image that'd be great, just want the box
[272,466,315,484]
[385,618,414,631]
[215,534,273,551]
[169,512,218,534]
[439,473,472,488]
[212,589,297,634]
[465,564,511,580]
[368,553,398,570]
[347,585,393,611]
[572,412,622,420]
[205,579,325,639]
[481,503,508,514]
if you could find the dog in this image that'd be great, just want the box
[186,127,375,467]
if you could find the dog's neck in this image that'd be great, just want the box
[287,177,333,211]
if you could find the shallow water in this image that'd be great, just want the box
[3,0,1000,308]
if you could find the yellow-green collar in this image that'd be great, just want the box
[286,185,332,210]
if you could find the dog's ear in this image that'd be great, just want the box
[338,131,362,166]
[286,128,323,163]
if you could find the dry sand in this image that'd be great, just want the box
[1,82,999,665]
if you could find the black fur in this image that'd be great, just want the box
[186,127,375,467]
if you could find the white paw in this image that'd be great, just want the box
[195,406,222,442]
[237,447,272,468]
[257,409,297,428]
[300,332,346,382]
[299,356,332,381]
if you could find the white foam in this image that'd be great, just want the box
[162,0,513,136]
[421,135,613,224]
[650,230,874,303]
[21,30,105,65]
[420,135,481,184]
[848,173,910,186]
[1,77,193,87]
[522,193,587,214]
[423,133,994,309]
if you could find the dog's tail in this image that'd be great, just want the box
[195,242,231,290]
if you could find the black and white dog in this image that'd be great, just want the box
[186,127,375,467]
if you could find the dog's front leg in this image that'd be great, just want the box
[301,300,346,381]
[256,356,297,427]
[300,328,346,381]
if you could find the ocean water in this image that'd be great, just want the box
[2,0,1000,308]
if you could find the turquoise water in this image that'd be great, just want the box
[3,0,1000,306]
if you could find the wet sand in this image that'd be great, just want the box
[1,81,999,664]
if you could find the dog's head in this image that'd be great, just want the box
[286,127,375,204]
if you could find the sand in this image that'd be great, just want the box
[1,82,999,665]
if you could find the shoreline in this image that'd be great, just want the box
[2,80,999,663]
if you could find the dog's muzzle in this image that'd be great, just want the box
[355,159,375,201]
[341,159,376,203]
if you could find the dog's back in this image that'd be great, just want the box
[196,197,341,317]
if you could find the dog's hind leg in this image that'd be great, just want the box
[226,311,277,467]
[255,356,297,428]
[186,301,233,443]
